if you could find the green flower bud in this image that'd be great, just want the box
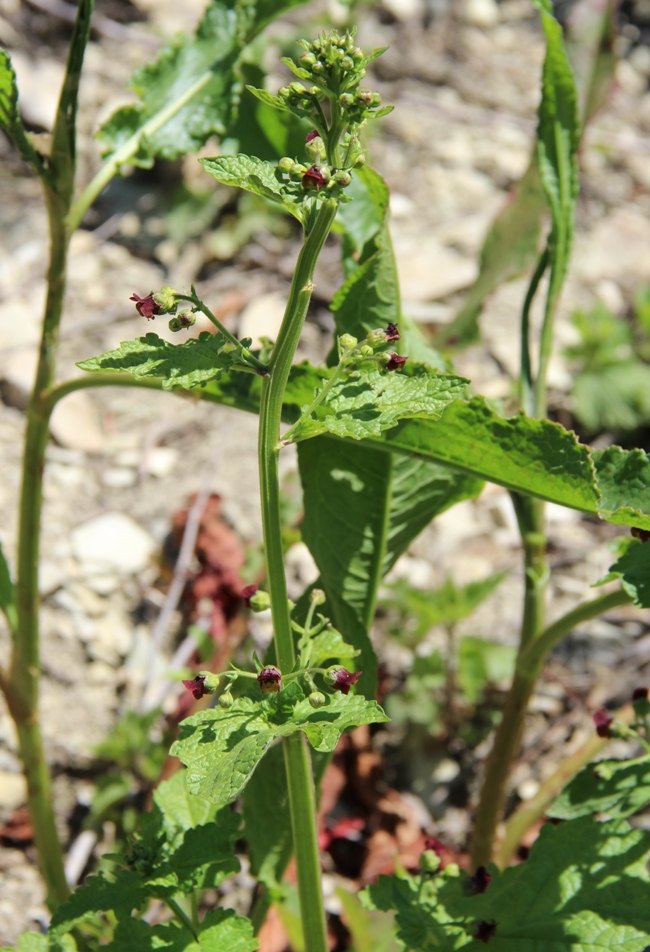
[352,47,364,64]
[366,328,388,345]
[152,286,179,313]
[356,89,374,106]
[360,344,373,357]
[312,60,324,74]
[334,170,351,187]
[354,154,366,168]
[219,691,234,708]
[339,93,355,108]
[249,589,271,613]
[290,162,305,180]
[305,135,326,162]
[341,56,354,70]
[168,311,196,332]
[300,52,316,67]
[279,86,290,99]
[419,850,441,874]
[289,81,306,95]
[310,588,326,606]
[278,156,294,172]
[308,86,321,97]
[339,333,358,351]
[308,691,326,708]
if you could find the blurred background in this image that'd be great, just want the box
[1,0,650,946]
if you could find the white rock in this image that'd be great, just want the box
[0,771,26,811]
[381,0,425,20]
[145,446,178,478]
[71,512,156,576]
[517,778,540,801]
[575,208,650,287]
[463,0,499,27]
[238,292,286,347]
[285,542,319,597]
[101,467,138,489]
[38,561,66,597]
[50,391,103,454]
[394,234,477,302]
[0,348,37,408]
[6,52,64,130]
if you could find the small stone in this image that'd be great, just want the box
[0,349,37,409]
[101,467,138,489]
[38,562,66,597]
[50,392,103,454]
[0,771,27,811]
[71,512,156,576]
[517,778,540,801]
[145,447,178,477]
[394,234,477,302]
[238,292,286,347]
[462,0,499,27]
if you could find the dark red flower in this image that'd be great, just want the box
[385,353,408,372]
[385,322,400,342]
[466,866,492,894]
[130,292,162,320]
[424,837,446,857]
[257,665,282,694]
[241,584,258,606]
[593,709,613,738]
[182,675,209,700]
[475,921,497,944]
[327,667,362,695]
[631,527,650,543]
[302,165,327,190]
[633,687,648,701]
[306,130,320,142]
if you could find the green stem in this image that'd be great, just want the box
[258,199,337,952]
[68,69,215,232]
[511,493,549,649]
[471,587,630,869]
[519,248,549,417]
[183,290,269,375]
[168,898,198,940]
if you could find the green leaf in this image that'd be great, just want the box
[243,742,293,889]
[171,690,388,807]
[440,161,545,347]
[572,362,650,434]
[284,362,468,443]
[153,769,221,848]
[0,538,17,634]
[309,626,360,667]
[330,226,399,346]
[549,756,650,820]
[50,871,148,936]
[106,908,257,952]
[201,154,303,221]
[77,332,235,391]
[457,635,516,703]
[0,49,47,176]
[366,817,650,951]
[335,167,390,268]
[593,445,650,529]
[386,574,507,641]
[598,538,650,607]
[97,2,249,167]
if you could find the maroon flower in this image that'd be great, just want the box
[424,836,446,858]
[302,165,327,190]
[130,292,162,320]
[326,666,362,695]
[474,921,497,944]
[257,665,282,695]
[182,675,209,700]
[466,866,492,894]
[306,130,320,142]
[385,353,408,372]
[633,687,648,701]
[241,584,258,606]
[593,709,613,738]
[385,322,400,342]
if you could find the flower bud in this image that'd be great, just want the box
[339,334,358,351]
[168,311,196,332]
[593,709,613,738]
[366,328,388,345]
[334,170,351,187]
[352,47,364,64]
[341,56,354,70]
[308,691,326,708]
[300,52,316,67]
[289,81,306,95]
[257,665,282,695]
[312,60,324,74]
[419,850,441,874]
[632,687,650,717]
[182,671,219,700]
[339,93,355,108]
[249,589,271,613]
[219,691,234,708]
[152,286,179,313]
[278,156,294,172]
[308,86,321,97]
[325,666,362,695]
[290,162,305,180]
[310,588,327,606]
[360,344,373,357]
[354,154,366,168]
[356,89,374,106]
[306,135,326,162]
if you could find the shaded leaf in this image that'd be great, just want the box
[365,817,650,951]
[243,742,293,889]
[201,154,303,221]
[284,362,468,443]
[171,690,387,807]
[598,537,650,607]
[77,332,235,391]
[457,636,516,703]
[50,871,148,935]
[386,574,507,641]
[549,756,650,820]
[0,49,47,175]
[106,908,257,952]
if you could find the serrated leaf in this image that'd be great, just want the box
[77,332,234,391]
[201,154,303,221]
[386,573,507,640]
[549,756,650,820]
[335,167,390,265]
[366,817,650,951]
[106,908,257,952]
[171,691,387,807]
[285,362,468,443]
[0,49,47,175]
[153,769,221,848]
[245,85,292,114]
[309,626,360,667]
[597,538,650,607]
[331,226,399,344]
[50,871,148,936]
[592,445,650,529]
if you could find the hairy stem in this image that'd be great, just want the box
[258,199,337,951]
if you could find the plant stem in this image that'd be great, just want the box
[511,493,549,649]
[184,290,269,375]
[498,698,635,867]
[519,248,549,417]
[470,586,631,869]
[168,898,198,940]
[258,199,338,952]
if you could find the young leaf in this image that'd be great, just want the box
[366,817,650,951]
[592,445,650,530]
[152,769,221,848]
[548,756,650,820]
[0,538,17,634]
[386,574,507,641]
[457,635,516,703]
[171,690,388,807]
[77,332,235,391]
[49,871,148,936]
[201,154,303,221]
[0,49,48,176]
[331,226,399,344]
[596,538,650,607]
[107,908,257,952]
[284,362,468,444]
[309,626,360,667]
